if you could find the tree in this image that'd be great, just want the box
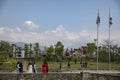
[34,42,40,57]
[24,44,29,58]
[55,41,64,61]
[0,41,10,57]
[102,40,120,63]
[29,43,33,58]
[87,43,96,60]
[99,50,108,62]
[118,47,120,54]
[46,45,54,61]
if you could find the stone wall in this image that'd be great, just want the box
[0,72,120,80]
[89,73,120,80]
[0,72,82,80]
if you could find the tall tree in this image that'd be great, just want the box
[29,43,32,57]
[46,45,54,61]
[0,41,10,57]
[34,42,40,58]
[24,44,29,57]
[87,43,96,58]
[55,41,64,60]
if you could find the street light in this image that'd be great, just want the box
[96,9,100,70]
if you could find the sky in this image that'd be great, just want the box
[0,0,120,48]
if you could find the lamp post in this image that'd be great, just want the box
[96,9,100,70]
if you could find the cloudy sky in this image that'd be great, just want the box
[0,0,120,48]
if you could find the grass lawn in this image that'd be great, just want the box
[15,58,120,72]
[29,61,120,72]
[1,59,120,72]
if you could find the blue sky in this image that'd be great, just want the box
[0,0,120,48]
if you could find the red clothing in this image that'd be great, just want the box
[42,64,46,74]
[44,64,48,73]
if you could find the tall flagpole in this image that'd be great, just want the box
[96,9,100,70]
[108,9,112,70]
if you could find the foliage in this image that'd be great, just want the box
[0,56,6,65]
[4,58,17,72]
[87,43,96,57]
[99,50,108,62]
[34,42,40,57]
[55,41,64,59]
[118,47,120,53]
[29,43,32,57]
[46,45,54,61]
[0,40,10,57]
[0,57,17,72]
[24,44,29,57]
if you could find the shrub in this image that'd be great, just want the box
[0,56,6,65]
[0,58,17,72]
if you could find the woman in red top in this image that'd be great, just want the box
[42,60,48,74]
[42,64,46,74]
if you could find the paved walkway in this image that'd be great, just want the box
[63,69,120,74]
[1,69,120,75]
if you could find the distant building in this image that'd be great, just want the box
[16,48,25,58]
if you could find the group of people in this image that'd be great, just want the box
[16,61,23,73]
[27,62,37,73]
[16,61,37,73]
[16,61,49,74]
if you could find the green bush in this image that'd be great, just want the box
[7,58,17,72]
[0,56,6,65]
[0,58,17,72]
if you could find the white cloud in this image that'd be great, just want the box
[56,25,65,32]
[15,27,21,32]
[0,25,120,48]
[24,21,39,30]
[45,25,65,34]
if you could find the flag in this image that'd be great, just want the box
[96,10,100,25]
[109,16,112,27]
[109,9,112,27]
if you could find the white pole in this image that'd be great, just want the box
[96,9,100,70]
[108,9,112,70]
[97,23,99,70]
[108,25,111,70]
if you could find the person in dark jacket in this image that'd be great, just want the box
[19,62,23,73]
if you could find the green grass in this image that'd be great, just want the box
[34,61,120,72]
[14,60,120,72]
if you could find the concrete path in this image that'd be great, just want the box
[1,69,120,75]
[63,69,120,74]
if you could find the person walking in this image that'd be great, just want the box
[33,62,37,73]
[16,61,20,73]
[59,62,62,71]
[67,61,71,71]
[27,63,33,73]
[42,60,48,74]
[19,62,23,73]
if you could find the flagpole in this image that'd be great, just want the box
[108,9,112,70]
[97,22,99,70]
[96,9,100,71]
[108,23,111,70]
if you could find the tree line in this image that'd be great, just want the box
[0,40,120,63]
